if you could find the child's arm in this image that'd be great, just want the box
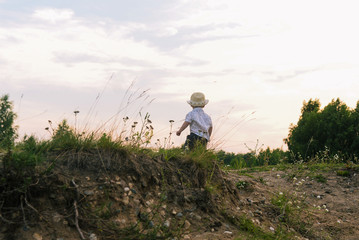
[176,121,190,136]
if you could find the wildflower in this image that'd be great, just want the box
[279,192,283,195]
[74,110,80,114]
[48,120,52,124]
[133,122,138,125]
[169,120,174,123]
[147,119,152,123]
[45,127,49,130]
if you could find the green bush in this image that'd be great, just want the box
[0,94,17,150]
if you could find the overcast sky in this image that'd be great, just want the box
[1,0,359,153]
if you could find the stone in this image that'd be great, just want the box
[164,220,170,228]
[53,213,63,223]
[224,231,233,235]
[122,196,130,205]
[124,187,130,192]
[32,233,42,240]
[84,190,94,196]
[176,212,183,218]
[184,220,191,229]
[89,233,97,240]
[254,210,263,217]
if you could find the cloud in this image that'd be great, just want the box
[32,8,74,23]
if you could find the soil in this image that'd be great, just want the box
[1,150,359,240]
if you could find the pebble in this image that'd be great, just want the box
[89,233,98,240]
[224,231,233,235]
[32,233,42,240]
[184,220,191,229]
[122,196,129,205]
[124,187,130,192]
[175,212,183,218]
[164,220,170,228]
[84,190,94,196]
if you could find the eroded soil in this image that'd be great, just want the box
[1,151,358,240]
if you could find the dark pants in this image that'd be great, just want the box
[184,133,208,150]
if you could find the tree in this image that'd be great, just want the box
[285,98,359,160]
[285,99,322,158]
[0,94,17,150]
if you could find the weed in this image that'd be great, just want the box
[235,180,250,190]
[314,174,327,183]
[337,170,350,177]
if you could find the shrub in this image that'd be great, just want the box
[0,94,17,150]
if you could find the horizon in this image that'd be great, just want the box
[2,0,359,153]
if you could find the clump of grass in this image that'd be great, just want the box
[314,174,327,183]
[235,180,250,190]
[270,191,314,238]
[221,210,291,240]
[337,170,350,177]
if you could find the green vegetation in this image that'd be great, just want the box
[0,94,17,150]
[285,98,359,160]
[2,93,359,239]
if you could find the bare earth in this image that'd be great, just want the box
[1,153,358,240]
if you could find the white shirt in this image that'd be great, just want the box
[185,108,212,140]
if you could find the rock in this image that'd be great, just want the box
[53,213,63,223]
[32,233,42,240]
[89,233,97,240]
[184,220,191,229]
[164,220,170,228]
[224,231,233,235]
[160,210,166,217]
[84,190,94,196]
[124,187,130,192]
[148,221,154,228]
[122,196,130,205]
[254,210,263,217]
[183,235,191,239]
[176,212,183,218]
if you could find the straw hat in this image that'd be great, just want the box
[187,92,209,107]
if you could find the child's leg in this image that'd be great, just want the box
[185,133,208,150]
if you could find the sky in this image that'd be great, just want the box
[1,0,359,153]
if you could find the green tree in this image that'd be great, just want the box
[285,99,321,158]
[0,94,17,150]
[285,98,358,160]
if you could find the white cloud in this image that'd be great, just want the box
[32,8,74,23]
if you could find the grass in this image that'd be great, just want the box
[2,89,359,239]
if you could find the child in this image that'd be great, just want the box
[176,92,213,150]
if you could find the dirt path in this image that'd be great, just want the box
[220,166,359,240]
